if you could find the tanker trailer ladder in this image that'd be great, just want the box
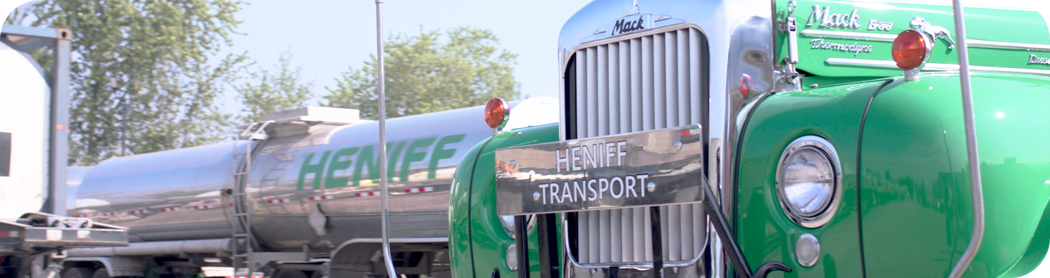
[229,121,273,278]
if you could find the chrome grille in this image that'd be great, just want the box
[569,27,707,265]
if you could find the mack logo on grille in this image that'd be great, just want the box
[612,16,645,35]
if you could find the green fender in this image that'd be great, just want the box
[860,73,1050,278]
[449,124,561,278]
[737,72,1050,277]
[736,78,886,277]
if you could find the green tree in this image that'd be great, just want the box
[324,26,520,119]
[9,0,247,165]
[234,49,314,123]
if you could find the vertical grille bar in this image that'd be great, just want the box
[653,33,666,130]
[689,29,703,125]
[608,43,620,136]
[586,48,599,139]
[597,45,609,137]
[630,38,643,132]
[617,41,630,135]
[569,28,706,265]
[575,50,589,147]
[664,31,679,128]
[641,36,654,131]
[677,29,691,126]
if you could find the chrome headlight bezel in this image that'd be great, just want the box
[499,214,535,239]
[775,135,842,228]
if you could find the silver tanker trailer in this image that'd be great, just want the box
[66,98,558,278]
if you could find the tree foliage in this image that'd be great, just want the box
[324,27,520,119]
[10,0,247,165]
[234,49,314,123]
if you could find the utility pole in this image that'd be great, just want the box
[375,1,398,277]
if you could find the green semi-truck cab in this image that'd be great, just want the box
[450,0,1050,277]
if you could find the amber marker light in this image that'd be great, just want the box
[484,97,510,131]
[892,30,932,80]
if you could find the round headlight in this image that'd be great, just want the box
[776,136,841,228]
[499,215,535,239]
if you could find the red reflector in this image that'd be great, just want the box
[739,76,751,98]
[892,30,930,71]
[484,98,510,129]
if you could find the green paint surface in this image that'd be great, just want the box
[858,74,1050,277]
[461,124,559,278]
[736,78,887,277]
[776,0,1050,78]
[449,136,487,278]
[738,72,1050,277]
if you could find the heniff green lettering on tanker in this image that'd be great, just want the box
[296,134,465,190]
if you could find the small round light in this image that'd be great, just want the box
[484,98,510,130]
[506,244,518,270]
[795,234,820,267]
[891,30,931,71]
[776,136,842,228]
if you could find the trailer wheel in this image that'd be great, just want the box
[59,267,93,278]
[90,268,110,278]
[272,270,307,278]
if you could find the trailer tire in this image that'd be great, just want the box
[90,268,109,278]
[60,267,93,278]
[272,270,307,278]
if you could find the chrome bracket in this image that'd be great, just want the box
[910,16,956,49]
[779,1,801,86]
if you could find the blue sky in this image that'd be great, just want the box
[3,0,594,117]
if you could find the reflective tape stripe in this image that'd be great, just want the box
[355,191,380,197]
[403,187,434,193]
[266,198,291,204]
[309,195,334,201]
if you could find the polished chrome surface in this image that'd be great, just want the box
[70,98,559,252]
[909,16,956,49]
[564,24,711,265]
[72,141,247,242]
[969,40,1050,52]
[825,58,1050,76]
[948,1,984,277]
[775,136,842,228]
[795,233,819,267]
[499,214,535,239]
[374,1,397,276]
[495,125,704,215]
[561,218,706,277]
[556,0,774,272]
